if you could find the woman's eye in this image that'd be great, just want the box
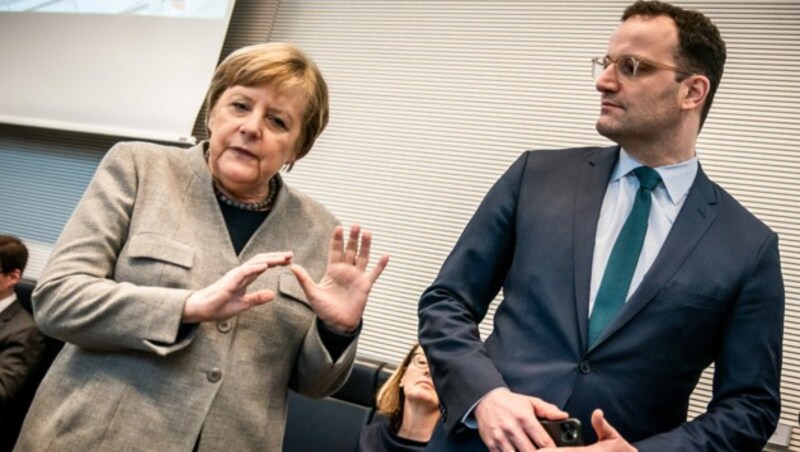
[269,116,287,129]
[232,102,248,112]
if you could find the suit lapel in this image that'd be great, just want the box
[589,165,718,350]
[573,146,619,352]
[0,300,20,323]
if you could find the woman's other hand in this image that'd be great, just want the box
[182,252,293,323]
[291,225,389,334]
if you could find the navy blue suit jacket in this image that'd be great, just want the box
[418,146,784,451]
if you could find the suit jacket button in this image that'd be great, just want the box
[579,360,591,374]
[217,320,232,333]
[207,368,223,382]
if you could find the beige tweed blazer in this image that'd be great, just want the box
[16,141,356,451]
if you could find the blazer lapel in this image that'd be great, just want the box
[573,146,619,352]
[186,142,241,263]
[0,300,21,324]
[589,165,718,349]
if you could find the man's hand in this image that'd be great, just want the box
[474,387,568,452]
[538,409,636,452]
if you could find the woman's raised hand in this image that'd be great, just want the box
[182,252,293,323]
[291,225,389,334]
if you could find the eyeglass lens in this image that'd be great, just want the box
[593,56,639,82]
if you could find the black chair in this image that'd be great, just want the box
[282,390,373,452]
[332,357,387,407]
[282,358,397,452]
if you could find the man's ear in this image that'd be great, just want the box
[681,74,710,113]
[7,268,22,285]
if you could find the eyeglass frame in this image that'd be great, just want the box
[592,54,692,83]
[409,352,429,369]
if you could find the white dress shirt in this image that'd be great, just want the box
[0,293,17,315]
[588,148,698,315]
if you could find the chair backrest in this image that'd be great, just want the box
[332,357,387,407]
[282,358,400,452]
[282,390,372,452]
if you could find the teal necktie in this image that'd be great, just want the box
[588,166,661,346]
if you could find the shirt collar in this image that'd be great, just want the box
[612,148,698,205]
[0,293,16,315]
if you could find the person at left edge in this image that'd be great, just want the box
[0,235,45,449]
[15,43,389,451]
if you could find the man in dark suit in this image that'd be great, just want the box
[0,235,45,448]
[418,1,784,451]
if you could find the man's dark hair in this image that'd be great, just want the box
[623,0,726,129]
[0,235,28,274]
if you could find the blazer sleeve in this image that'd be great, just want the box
[292,318,358,399]
[635,232,784,451]
[32,143,193,355]
[418,152,527,432]
[277,270,358,399]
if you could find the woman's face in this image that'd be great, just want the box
[206,83,306,200]
[401,347,439,408]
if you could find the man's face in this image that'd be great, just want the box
[595,15,686,148]
[0,268,20,297]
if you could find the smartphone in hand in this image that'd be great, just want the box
[540,418,584,446]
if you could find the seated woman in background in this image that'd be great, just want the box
[16,42,388,451]
[359,343,440,451]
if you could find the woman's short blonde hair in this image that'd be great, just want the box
[204,42,329,170]
[376,343,422,431]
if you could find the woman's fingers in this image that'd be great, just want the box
[343,224,361,264]
[246,251,293,267]
[355,229,372,270]
[290,264,317,301]
[369,254,390,283]
[327,226,345,265]
[242,289,277,307]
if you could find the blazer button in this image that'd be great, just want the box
[579,360,591,374]
[217,320,232,333]
[207,368,223,383]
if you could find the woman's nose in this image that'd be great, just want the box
[239,113,262,139]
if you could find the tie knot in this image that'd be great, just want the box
[633,166,661,191]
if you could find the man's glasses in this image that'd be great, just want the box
[410,353,428,369]
[592,55,691,83]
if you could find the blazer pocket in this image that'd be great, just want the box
[127,233,194,269]
[278,273,311,309]
[657,286,727,312]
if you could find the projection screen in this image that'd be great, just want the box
[0,0,236,144]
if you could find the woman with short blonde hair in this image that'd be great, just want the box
[18,42,388,451]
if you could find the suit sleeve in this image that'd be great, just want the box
[635,232,784,451]
[32,143,193,355]
[0,320,45,408]
[418,152,528,433]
